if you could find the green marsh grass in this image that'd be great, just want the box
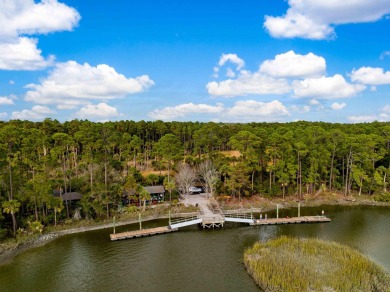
[243,236,390,291]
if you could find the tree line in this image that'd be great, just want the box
[1,119,390,238]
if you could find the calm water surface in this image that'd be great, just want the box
[0,205,389,291]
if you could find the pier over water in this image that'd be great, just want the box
[109,194,331,241]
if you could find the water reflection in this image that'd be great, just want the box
[0,206,389,291]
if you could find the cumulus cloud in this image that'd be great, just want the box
[0,0,80,70]
[207,71,290,97]
[149,100,289,122]
[75,103,120,119]
[264,0,390,40]
[382,105,390,113]
[0,96,15,105]
[149,102,224,120]
[0,0,80,39]
[0,37,54,70]
[347,115,378,123]
[290,105,311,113]
[25,61,154,108]
[260,51,326,78]
[331,102,346,110]
[293,74,365,99]
[226,68,236,78]
[350,67,390,85]
[226,100,290,120]
[218,54,245,70]
[11,105,54,120]
[347,105,390,123]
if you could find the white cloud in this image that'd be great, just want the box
[350,67,390,85]
[260,51,326,78]
[0,37,54,70]
[25,61,154,107]
[218,54,245,70]
[0,0,80,39]
[347,105,390,123]
[11,105,54,120]
[148,100,289,122]
[264,11,333,40]
[347,115,378,123]
[9,80,15,85]
[293,74,365,99]
[207,71,290,97]
[264,0,390,40]
[226,68,236,78]
[0,112,8,119]
[382,105,390,113]
[0,0,80,70]
[149,103,224,120]
[225,100,290,121]
[331,102,346,110]
[290,104,311,113]
[310,99,320,105]
[75,103,120,119]
[0,96,15,105]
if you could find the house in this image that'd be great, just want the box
[53,190,82,202]
[144,185,165,203]
[123,185,165,205]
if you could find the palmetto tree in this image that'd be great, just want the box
[2,199,21,236]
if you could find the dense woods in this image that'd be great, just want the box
[1,119,390,239]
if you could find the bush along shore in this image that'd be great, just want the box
[243,236,390,292]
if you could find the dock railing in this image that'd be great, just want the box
[170,214,201,226]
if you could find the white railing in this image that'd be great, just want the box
[170,215,200,225]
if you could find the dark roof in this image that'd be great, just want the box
[123,185,165,197]
[144,185,165,194]
[60,192,82,201]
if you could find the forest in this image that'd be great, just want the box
[1,119,390,239]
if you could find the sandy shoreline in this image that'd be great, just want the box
[1,196,389,265]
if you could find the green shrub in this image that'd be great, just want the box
[373,192,390,202]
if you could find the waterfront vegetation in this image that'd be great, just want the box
[1,119,390,241]
[244,236,390,291]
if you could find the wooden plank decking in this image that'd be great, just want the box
[110,226,178,241]
[250,216,331,226]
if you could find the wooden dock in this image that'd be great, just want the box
[250,216,331,226]
[110,226,178,241]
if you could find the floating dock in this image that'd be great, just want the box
[110,226,178,241]
[250,216,331,226]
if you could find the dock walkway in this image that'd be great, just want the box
[250,216,330,225]
[110,226,178,241]
[110,194,331,241]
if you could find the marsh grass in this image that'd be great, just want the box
[243,236,390,291]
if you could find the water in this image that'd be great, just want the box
[0,206,389,291]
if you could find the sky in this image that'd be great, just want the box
[0,0,389,123]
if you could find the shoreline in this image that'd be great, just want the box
[0,212,197,265]
[1,195,389,265]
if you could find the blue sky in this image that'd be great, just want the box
[0,0,389,123]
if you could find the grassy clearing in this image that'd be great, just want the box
[244,236,390,292]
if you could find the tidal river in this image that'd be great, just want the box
[1,205,389,291]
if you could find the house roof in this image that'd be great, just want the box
[123,185,165,197]
[144,185,165,194]
[58,192,82,201]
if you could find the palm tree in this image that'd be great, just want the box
[163,177,175,204]
[2,199,21,236]
[138,186,151,211]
